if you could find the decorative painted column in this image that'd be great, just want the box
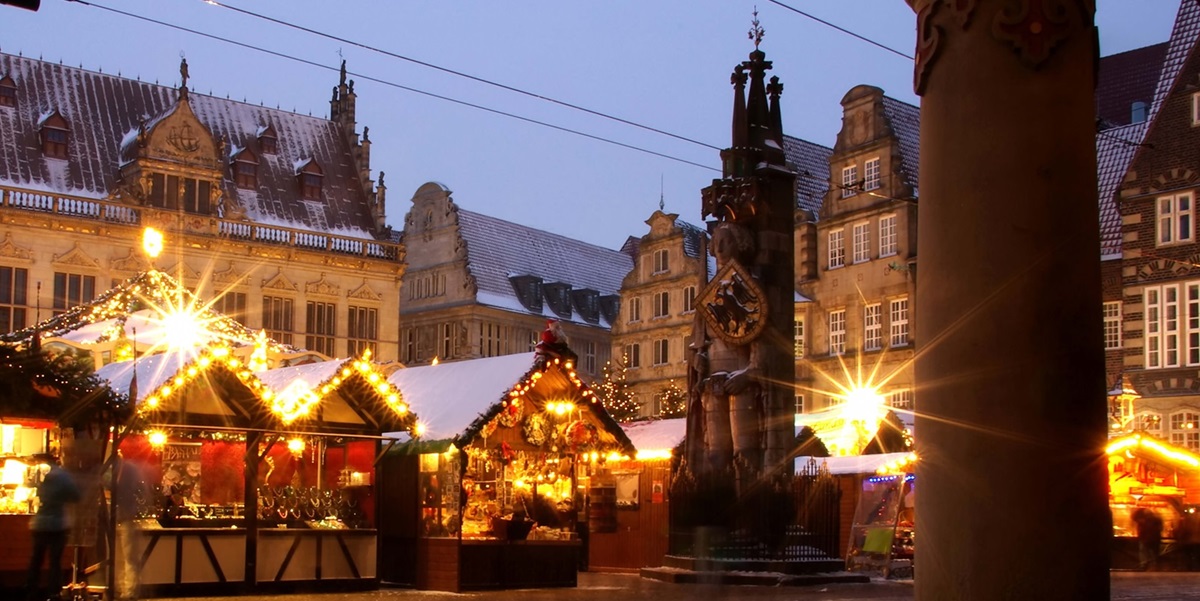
[909,1,1109,599]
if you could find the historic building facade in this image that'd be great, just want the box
[397,182,630,381]
[1113,0,1200,448]
[0,55,403,362]
[609,210,708,417]
[794,85,920,414]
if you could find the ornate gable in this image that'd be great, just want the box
[347,280,381,302]
[163,261,201,283]
[140,97,221,172]
[0,233,35,264]
[262,270,297,293]
[305,273,341,298]
[52,243,101,270]
[109,248,151,273]
[212,262,249,288]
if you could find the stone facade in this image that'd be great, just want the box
[609,210,708,417]
[398,182,630,382]
[0,55,402,363]
[795,85,919,414]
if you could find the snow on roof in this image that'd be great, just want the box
[881,95,921,196]
[387,352,536,442]
[95,351,191,402]
[795,452,912,475]
[254,359,345,394]
[782,134,832,216]
[457,208,631,327]
[0,53,380,237]
[1096,121,1149,257]
[621,418,686,452]
[1149,0,1200,123]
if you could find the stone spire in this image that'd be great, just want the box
[719,12,786,179]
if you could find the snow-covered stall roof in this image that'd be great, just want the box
[386,353,536,442]
[794,452,915,476]
[621,418,686,457]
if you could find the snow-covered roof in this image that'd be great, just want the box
[95,351,191,402]
[0,53,379,237]
[457,209,632,327]
[621,418,686,452]
[1097,121,1149,258]
[387,352,536,441]
[782,134,833,216]
[880,95,921,196]
[795,452,912,476]
[1149,0,1200,124]
[254,359,345,394]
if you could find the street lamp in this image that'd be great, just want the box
[1108,374,1141,434]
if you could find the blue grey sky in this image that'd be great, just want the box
[1,1,1179,248]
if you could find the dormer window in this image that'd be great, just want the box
[232,148,259,189]
[296,160,324,200]
[0,75,16,108]
[39,112,69,159]
[258,124,278,154]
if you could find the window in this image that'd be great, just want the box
[298,161,324,200]
[1145,284,1192,369]
[879,214,897,257]
[794,315,805,358]
[585,341,597,374]
[305,301,336,356]
[481,323,502,357]
[1170,411,1200,450]
[53,272,95,315]
[828,229,845,269]
[683,286,697,313]
[213,291,247,324]
[40,113,69,159]
[653,339,669,366]
[794,394,805,414]
[888,390,914,411]
[258,124,278,154]
[262,296,294,345]
[628,297,642,322]
[625,343,641,368]
[0,267,28,333]
[1103,301,1122,350]
[1157,192,1194,245]
[841,165,858,198]
[234,155,258,189]
[404,329,415,363]
[852,222,871,263]
[890,297,910,346]
[0,76,16,108]
[864,157,881,191]
[437,322,454,360]
[864,304,882,351]
[1137,412,1162,433]
[653,291,670,318]
[1193,93,1200,126]
[348,306,377,358]
[653,249,669,274]
[148,174,212,214]
[829,310,846,356]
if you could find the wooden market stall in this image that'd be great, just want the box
[0,268,417,598]
[586,418,683,573]
[1107,433,1200,570]
[96,349,415,597]
[378,350,635,592]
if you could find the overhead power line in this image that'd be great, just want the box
[65,0,721,173]
[766,0,914,61]
[205,0,722,152]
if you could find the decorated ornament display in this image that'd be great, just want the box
[522,413,550,447]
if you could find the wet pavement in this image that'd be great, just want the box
[139,570,1200,601]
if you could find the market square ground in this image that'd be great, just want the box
[139,571,1200,601]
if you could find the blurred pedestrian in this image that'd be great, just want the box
[114,454,151,600]
[25,452,81,601]
[1134,507,1164,571]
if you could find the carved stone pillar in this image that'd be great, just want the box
[909,1,1109,599]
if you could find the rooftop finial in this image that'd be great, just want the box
[659,174,665,211]
[179,53,189,99]
[339,59,347,87]
[748,6,764,49]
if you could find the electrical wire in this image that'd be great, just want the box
[766,0,914,61]
[65,0,721,173]
[203,0,723,152]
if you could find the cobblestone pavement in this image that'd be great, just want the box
[140,571,1200,601]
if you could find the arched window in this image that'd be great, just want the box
[1170,411,1200,450]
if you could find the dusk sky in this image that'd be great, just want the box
[2,1,1180,248]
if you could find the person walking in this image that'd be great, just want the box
[1134,507,1165,571]
[25,452,81,601]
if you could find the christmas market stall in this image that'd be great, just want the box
[95,347,415,597]
[1106,433,1200,570]
[378,346,635,591]
[586,417,684,573]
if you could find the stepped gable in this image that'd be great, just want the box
[1096,121,1148,258]
[1097,43,1167,127]
[0,53,377,237]
[782,135,832,216]
[880,95,920,196]
[456,209,632,325]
